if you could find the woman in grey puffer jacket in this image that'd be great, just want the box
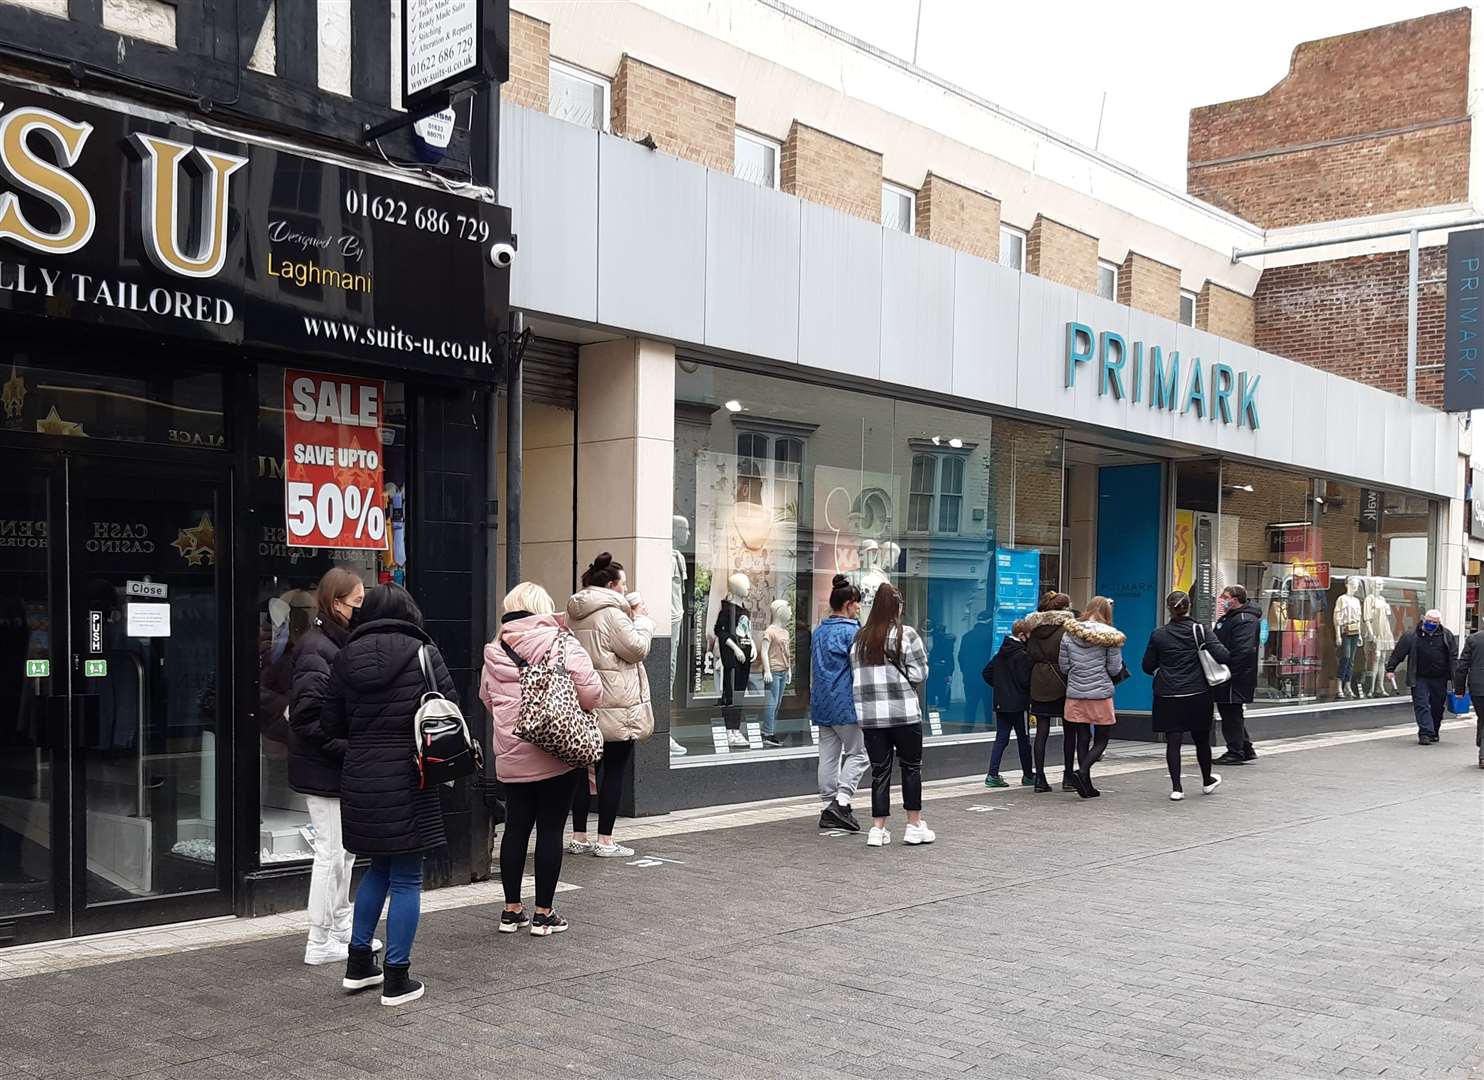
[1057,596,1125,798]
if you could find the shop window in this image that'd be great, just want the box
[1000,225,1026,271]
[673,362,1064,763]
[549,59,610,131]
[1098,260,1118,301]
[734,129,780,189]
[882,182,915,233]
[254,364,408,865]
[1179,289,1197,327]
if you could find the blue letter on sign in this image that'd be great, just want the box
[1210,363,1235,424]
[1238,371,1261,429]
[1182,360,1208,419]
[1065,322,1094,388]
[1149,346,1180,411]
[1099,331,1127,399]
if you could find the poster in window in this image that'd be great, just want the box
[283,370,388,550]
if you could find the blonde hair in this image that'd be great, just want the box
[502,581,555,617]
[1081,596,1114,625]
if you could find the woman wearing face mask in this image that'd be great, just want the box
[1143,590,1231,801]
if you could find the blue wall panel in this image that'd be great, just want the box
[1096,463,1164,713]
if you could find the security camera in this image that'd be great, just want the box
[489,241,516,269]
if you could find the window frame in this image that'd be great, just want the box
[999,224,1026,271]
[906,445,972,537]
[734,426,807,516]
[882,181,916,234]
[547,58,611,132]
[1098,259,1119,302]
[734,127,781,189]
[1179,289,1197,327]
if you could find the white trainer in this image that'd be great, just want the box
[593,842,634,858]
[310,935,382,966]
[1169,790,1185,801]
[565,839,594,855]
[1202,774,1223,795]
[866,826,891,847]
[903,822,936,845]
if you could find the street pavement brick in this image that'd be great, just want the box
[0,728,1481,1079]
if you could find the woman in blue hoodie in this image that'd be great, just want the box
[811,575,866,832]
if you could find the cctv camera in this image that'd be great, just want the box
[489,241,515,269]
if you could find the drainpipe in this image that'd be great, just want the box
[1407,228,1419,402]
[505,311,524,594]
[484,89,503,636]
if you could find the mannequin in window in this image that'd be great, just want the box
[760,599,792,748]
[1334,576,1364,699]
[669,516,690,757]
[1364,576,1397,696]
[857,541,899,625]
[714,573,755,747]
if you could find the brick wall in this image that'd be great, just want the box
[1254,247,1446,408]
[1026,215,1098,293]
[915,172,1000,260]
[506,10,550,112]
[1187,8,1471,227]
[781,121,883,222]
[1117,252,1181,321]
[1195,283,1255,346]
[611,56,735,171]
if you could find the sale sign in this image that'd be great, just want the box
[283,370,388,549]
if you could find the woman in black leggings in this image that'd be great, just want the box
[1023,592,1078,793]
[480,582,602,936]
[1142,590,1232,801]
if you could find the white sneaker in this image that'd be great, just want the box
[727,731,749,747]
[1202,774,1222,795]
[669,736,687,756]
[593,842,634,858]
[565,839,594,855]
[1169,790,1185,801]
[304,939,348,966]
[866,826,891,847]
[903,822,936,845]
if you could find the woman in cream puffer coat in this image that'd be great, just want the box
[1057,596,1126,799]
[565,553,654,857]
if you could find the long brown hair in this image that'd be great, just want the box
[1081,596,1114,625]
[315,567,362,628]
[855,582,905,666]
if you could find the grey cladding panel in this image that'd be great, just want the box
[797,203,882,380]
[880,229,954,392]
[704,172,801,363]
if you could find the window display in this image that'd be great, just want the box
[671,362,1064,760]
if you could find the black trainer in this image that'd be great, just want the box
[531,911,568,936]
[818,809,835,829]
[1215,751,1246,766]
[342,945,383,992]
[1419,733,1432,745]
[823,802,861,832]
[499,907,530,934]
[1071,770,1094,799]
[379,963,424,1006]
[1034,773,1053,793]
[1242,745,1257,762]
[1061,770,1076,792]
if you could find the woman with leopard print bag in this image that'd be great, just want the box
[480,582,603,937]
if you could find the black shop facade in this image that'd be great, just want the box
[0,77,510,946]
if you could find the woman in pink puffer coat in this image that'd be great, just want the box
[480,581,601,937]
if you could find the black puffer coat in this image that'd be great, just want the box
[1142,616,1231,698]
[321,618,456,856]
[288,617,349,797]
[1213,602,1262,705]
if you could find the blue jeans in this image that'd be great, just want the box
[351,852,423,967]
[762,674,787,736]
[1411,677,1447,738]
[1338,633,1360,685]
[988,710,1032,776]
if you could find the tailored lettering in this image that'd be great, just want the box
[1064,321,1261,429]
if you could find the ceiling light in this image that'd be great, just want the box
[948,438,963,449]
[723,399,742,413]
[930,435,941,446]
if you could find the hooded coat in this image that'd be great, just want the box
[479,613,603,784]
[565,587,655,742]
[320,618,455,856]
[982,634,1032,713]
[1024,609,1077,705]
[287,616,349,797]
[1213,601,1263,704]
[1142,616,1231,699]
[1057,619,1127,700]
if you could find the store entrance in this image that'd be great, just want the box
[0,453,232,945]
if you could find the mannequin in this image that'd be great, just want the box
[1364,576,1397,695]
[856,541,898,624]
[760,599,793,747]
[669,515,690,756]
[1334,577,1363,699]
[714,573,756,747]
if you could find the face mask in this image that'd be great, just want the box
[1422,620,1439,632]
[1216,597,1231,615]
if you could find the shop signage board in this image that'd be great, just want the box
[1359,488,1382,535]
[1472,466,1484,541]
[1445,228,1484,412]
[403,0,495,108]
[0,80,509,381]
[990,547,1041,644]
[283,370,388,550]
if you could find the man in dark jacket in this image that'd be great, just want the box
[1386,608,1456,746]
[958,611,996,727]
[1213,586,1263,766]
[1455,626,1484,769]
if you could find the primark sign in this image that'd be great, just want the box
[1063,322,1261,429]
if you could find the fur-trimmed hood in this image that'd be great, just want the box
[1063,619,1126,648]
[1023,609,1077,632]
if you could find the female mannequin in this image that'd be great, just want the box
[761,599,793,747]
[714,573,756,747]
[1334,577,1363,699]
[1364,577,1396,695]
[857,541,898,625]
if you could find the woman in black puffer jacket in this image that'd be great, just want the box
[1142,590,1231,802]
[322,583,456,1007]
[289,568,364,968]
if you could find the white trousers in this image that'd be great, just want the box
[304,794,355,944]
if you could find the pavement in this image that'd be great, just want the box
[1,721,1481,1080]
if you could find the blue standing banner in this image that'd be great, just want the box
[1445,228,1484,412]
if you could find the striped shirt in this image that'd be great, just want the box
[850,625,929,729]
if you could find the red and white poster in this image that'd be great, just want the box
[283,369,387,550]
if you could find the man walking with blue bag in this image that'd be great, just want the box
[1386,609,1457,746]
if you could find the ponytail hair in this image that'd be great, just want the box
[581,552,624,590]
[828,573,861,613]
[1166,590,1192,619]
